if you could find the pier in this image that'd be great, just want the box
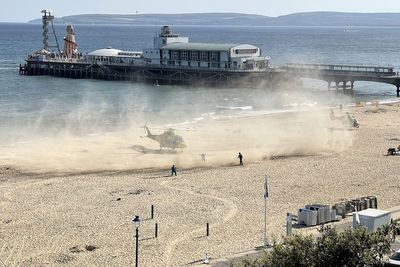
[19,57,400,97]
[19,10,400,96]
[19,60,290,87]
[284,63,400,97]
[20,61,400,96]
[19,12,285,88]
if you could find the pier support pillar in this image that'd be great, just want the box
[328,81,331,91]
[335,81,339,91]
[342,81,347,90]
[351,81,354,90]
[397,86,400,97]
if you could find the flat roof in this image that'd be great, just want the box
[88,48,122,57]
[357,208,390,218]
[161,42,238,52]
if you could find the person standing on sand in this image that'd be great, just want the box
[238,152,243,165]
[171,164,177,176]
[200,153,206,162]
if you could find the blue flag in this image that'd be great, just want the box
[264,175,269,199]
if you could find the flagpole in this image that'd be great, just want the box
[264,193,267,247]
[264,175,269,248]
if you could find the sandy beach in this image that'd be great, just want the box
[1,102,400,266]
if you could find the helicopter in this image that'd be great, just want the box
[142,124,187,150]
[330,110,359,129]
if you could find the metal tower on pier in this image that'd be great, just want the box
[41,9,61,53]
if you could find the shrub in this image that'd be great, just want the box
[235,224,393,267]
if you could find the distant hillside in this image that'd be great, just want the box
[28,13,271,26]
[28,12,400,27]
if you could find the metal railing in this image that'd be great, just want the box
[28,57,268,72]
[286,63,395,74]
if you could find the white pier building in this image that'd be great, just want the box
[84,26,269,71]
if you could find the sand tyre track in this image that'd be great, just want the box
[160,178,238,267]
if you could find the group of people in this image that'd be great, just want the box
[387,145,400,156]
[170,152,244,176]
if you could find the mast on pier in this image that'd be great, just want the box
[41,9,61,53]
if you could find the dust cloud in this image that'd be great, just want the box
[0,84,354,173]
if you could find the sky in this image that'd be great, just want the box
[2,0,400,22]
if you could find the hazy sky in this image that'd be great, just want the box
[2,0,400,22]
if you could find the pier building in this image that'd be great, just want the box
[81,25,268,72]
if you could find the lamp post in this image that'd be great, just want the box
[132,215,141,267]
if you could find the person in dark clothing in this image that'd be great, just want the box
[171,164,177,176]
[238,152,243,165]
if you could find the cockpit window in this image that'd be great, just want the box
[390,252,400,261]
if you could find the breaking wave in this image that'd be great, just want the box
[216,105,253,110]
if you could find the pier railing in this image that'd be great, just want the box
[283,63,400,96]
[28,57,267,73]
[285,63,396,76]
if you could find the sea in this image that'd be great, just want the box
[1,23,400,142]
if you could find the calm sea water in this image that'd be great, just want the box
[1,23,400,141]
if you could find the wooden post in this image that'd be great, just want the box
[286,213,292,237]
[155,223,158,238]
[151,205,154,219]
[397,86,400,98]
[206,223,209,237]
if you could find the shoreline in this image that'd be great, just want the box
[2,98,396,174]
[166,97,400,128]
[0,103,354,173]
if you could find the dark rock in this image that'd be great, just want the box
[69,246,83,253]
[85,245,97,251]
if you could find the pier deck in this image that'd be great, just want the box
[20,60,400,96]
[284,63,400,97]
[19,59,291,87]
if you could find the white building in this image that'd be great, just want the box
[153,26,268,70]
[159,42,267,70]
[83,26,269,71]
[85,48,143,64]
[352,208,391,232]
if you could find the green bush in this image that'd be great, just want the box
[235,225,393,267]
